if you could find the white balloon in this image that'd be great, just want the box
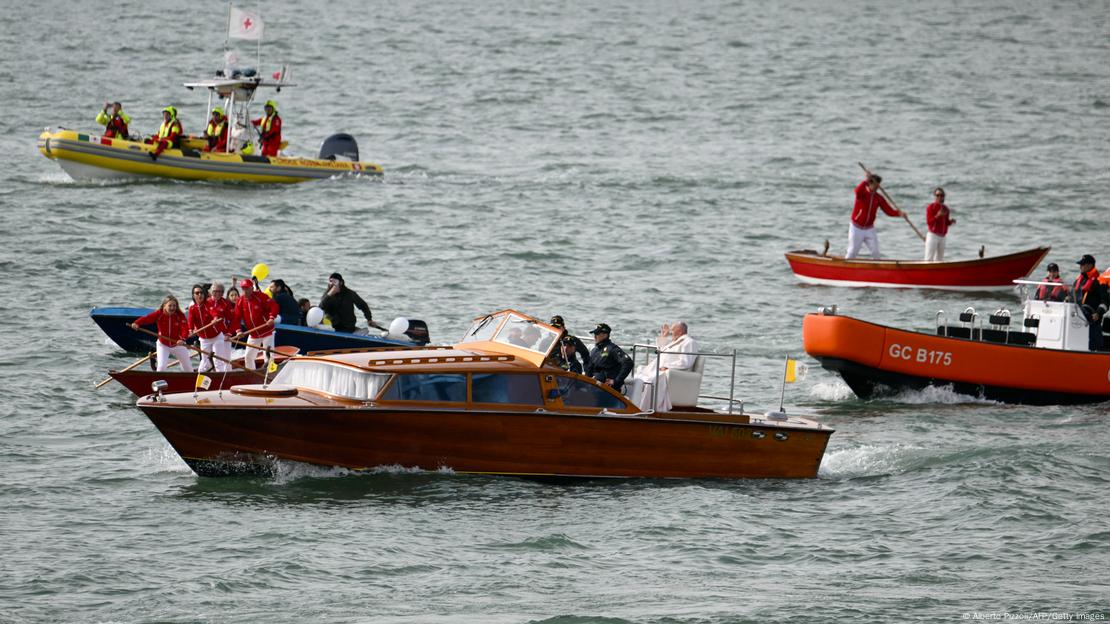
[388,317,409,336]
[306,307,324,327]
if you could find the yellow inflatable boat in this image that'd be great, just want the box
[39,74,383,183]
[38,130,382,183]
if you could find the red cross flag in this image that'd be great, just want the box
[229,7,264,41]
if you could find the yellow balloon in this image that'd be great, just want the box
[251,263,269,281]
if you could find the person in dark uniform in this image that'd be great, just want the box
[585,322,633,391]
[318,272,385,334]
[547,315,589,374]
[1070,254,1109,351]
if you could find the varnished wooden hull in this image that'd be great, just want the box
[137,404,833,479]
[109,368,263,396]
[785,246,1049,289]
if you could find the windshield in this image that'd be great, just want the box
[459,313,505,344]
[492,314,558,355]
[270,360,391,400]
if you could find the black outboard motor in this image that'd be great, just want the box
[405,320,430,345]
[317,133,360,161]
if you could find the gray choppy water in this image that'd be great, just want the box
[2,0,1109,621]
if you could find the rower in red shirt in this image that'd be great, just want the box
[187,284,227,372]
[131,294,193,372]
[846,174,902,259]
[924,187,956,261]
[231,278,279,369]
[203,281,236,372]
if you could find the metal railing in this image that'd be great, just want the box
[630,343,740,414]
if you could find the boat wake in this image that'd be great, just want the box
[818,443,930,480]
[268,460,455,485]
[142,443,192,474]
[877,384,1002,406]
[808,381,855,401]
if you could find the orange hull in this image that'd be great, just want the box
[803,312,1110,404]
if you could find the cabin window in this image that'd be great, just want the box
[270,360,390,400]
[459,313,502,344]
[471,373,543,405]
[493,315,559,354]
[556,377,626,409]
[381,373,467,402]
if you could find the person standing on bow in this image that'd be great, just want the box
[149,106,183,160]
[202,107,229,153]
[186,284,223,372]
[1070,254,1109,352]
[231,278,279,369]
[585,323,634,392]
[924,187,956,261]
[96,101,130,139]
[319,273,384,334]
[131,295,193,372]
[251,99,282,157]
[846,173,902,259]
[205,281,236,371]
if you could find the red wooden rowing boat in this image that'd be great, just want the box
[107,346,299,396]
[785,246,1049,290]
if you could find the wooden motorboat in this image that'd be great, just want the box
[785,246,1049,290]
[107,346,299,396]
[90,307,428,354]
[136,309,834,479]
[803,288,1110,404]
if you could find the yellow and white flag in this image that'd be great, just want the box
[784,359,808,383]
[195,374,212,390]
[267,359,278,374]
[229,7,264,41]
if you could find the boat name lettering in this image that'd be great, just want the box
[888,343,952,366]
[708,425,744,439]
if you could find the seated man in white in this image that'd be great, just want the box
[625,321,698,411]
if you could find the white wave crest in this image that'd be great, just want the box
[142,442,192,474]
[269,461,454,484]
[818,443,926,480]
[809,381,854,401]
[882,384,1002,405]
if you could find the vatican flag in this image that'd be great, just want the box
[195,374,212,390]
[268,359,278,374]
[784,358,807,383]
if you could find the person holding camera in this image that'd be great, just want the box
[319,273,385,334]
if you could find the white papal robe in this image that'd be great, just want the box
[625,334,698,412]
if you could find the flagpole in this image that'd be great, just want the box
[255,3,262,72]
[779,356,789,413]
[225,1,232,51]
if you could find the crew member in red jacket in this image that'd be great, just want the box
[150,106,183,160]
[203,281,236,372]
[846,174,902,259]
[131,294,193,372]
[202,107,229,153]
[1071,254,1109,352]
[924,187,956,261]
[232,278,279,369]
[251,99,282,157]
[186,284,225,372]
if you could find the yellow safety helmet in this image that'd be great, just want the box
[162,106,177,119]
[264,99,277,111]
[212,106,225,117]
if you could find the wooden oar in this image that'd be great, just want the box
[95,352,153,389]
[130,326,266,378]
[858,162,926,242]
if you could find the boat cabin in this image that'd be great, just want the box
[934,280,1110,352]
[258,310,637,413]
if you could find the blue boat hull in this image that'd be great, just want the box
[90,307,416,354]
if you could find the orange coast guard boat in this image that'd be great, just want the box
[803,284,1110,404]
[136,309,834,479]
[785,245,1049,290]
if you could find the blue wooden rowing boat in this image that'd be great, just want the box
[90,307,424,353]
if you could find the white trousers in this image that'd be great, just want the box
[199,335,232,372]
[243,334,275,370]
[156,342,193,372]
[846,223,880,259]
[924,232,946,261]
